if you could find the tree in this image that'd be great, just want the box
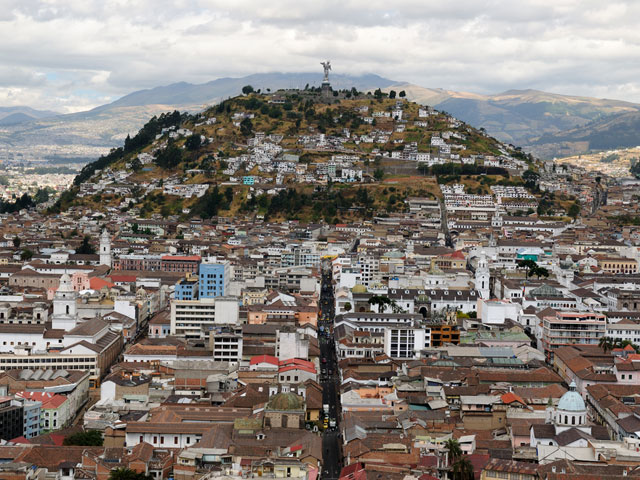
[445,438,462,465]
[568,202,581,219]
[130,157,142,172]
[344,302,352,312]
[599,336,615,353]
[77,235,96,255]
[242,85,254,95]
[109,468,152,480]
[399,90,406,98]
[452,456,474,480]
[517,259,540,279]
[155,144,182,169]
[185,133,202,151]
[389,90,396,99]
[534,266,549,279]
[373,168,384,181]
[20,249,33,261]
[63,430,103,446]
[240,117,253,137]
[368,295,391,312]
[12,236,20,249]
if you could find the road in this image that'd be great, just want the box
[319,268,342,480]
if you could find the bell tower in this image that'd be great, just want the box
[476,252,490,300]
[100,229,111,268]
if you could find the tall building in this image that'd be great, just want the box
[199,258,230,299]
[384,327,430,359]
[541,312,607,363]
[170,297,239,340]
[0,397,23,440]
[174,275,198,300]
[99,229,112,268]
[475,252,490,299]
[51,274,78,331]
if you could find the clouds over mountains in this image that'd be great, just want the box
[2,0,640,112]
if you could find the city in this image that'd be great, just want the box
[3,2,640,480]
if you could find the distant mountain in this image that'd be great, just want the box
[4,73,640,163]
[98,73,396,111]
[0,73,396,162]
[0,106,59,125]
[386,84,640,158]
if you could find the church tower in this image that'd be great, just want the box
[52,273,78,330]
[475,252,490,299]
[100,229,111,268]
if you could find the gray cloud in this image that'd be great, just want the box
[1,0,640,112]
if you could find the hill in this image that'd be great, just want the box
[0,73,396,163]
[51,89,532,223]
[385,84,640,158]
[0,106,59,125]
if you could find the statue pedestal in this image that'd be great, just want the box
[321,81,331,99]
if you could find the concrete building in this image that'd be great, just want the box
[199,258,230,298]
[541,312,607,363]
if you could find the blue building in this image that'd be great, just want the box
[199,260,230,299]
[174,276,199,300]
[22,399,41,439]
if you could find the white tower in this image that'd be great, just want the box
[52,273,78,330]
[100,229,111,268]
[476,252,490,300]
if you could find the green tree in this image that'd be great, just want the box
[389,90,396,99]
[109,468,152,480]
[599,336,615,353]
[344,302,352,312]
[445,438,462,464]
[63,430,103,446]
[517,259,538,279]
[568,202,581,219]
[242,85,254,95]
[185,133,202,151]
[12,236,20,249]
[77,235,96,255]
[452,456,474,480]
[399,90,406,98]
[240,117,253,137]
[373,167,384,181]
[20,249,33,261]
[130,157,142,172]
[155,144,183,169]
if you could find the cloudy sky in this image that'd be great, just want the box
[2,0,640,113]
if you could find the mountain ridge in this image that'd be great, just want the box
[3,72,640,161]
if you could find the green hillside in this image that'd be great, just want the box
[50,88,529,223]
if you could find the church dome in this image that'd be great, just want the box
[351,284,367,294]
[557,382,586,412]
[267,392,303,411]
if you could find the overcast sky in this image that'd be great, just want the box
[2,0,640,113]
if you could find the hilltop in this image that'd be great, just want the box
[3,73,640,164]
[49,87,534,223]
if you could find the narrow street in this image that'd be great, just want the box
[319,267,342,480]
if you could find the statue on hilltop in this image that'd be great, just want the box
[320,61,331,83]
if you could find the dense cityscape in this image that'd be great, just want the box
[0,71,637,480]
[3,2,640,479]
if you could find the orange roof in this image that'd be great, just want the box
[16,391,68,409]
[89,277,115,290]
[250,355,279,366]
[501,392,526,405]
